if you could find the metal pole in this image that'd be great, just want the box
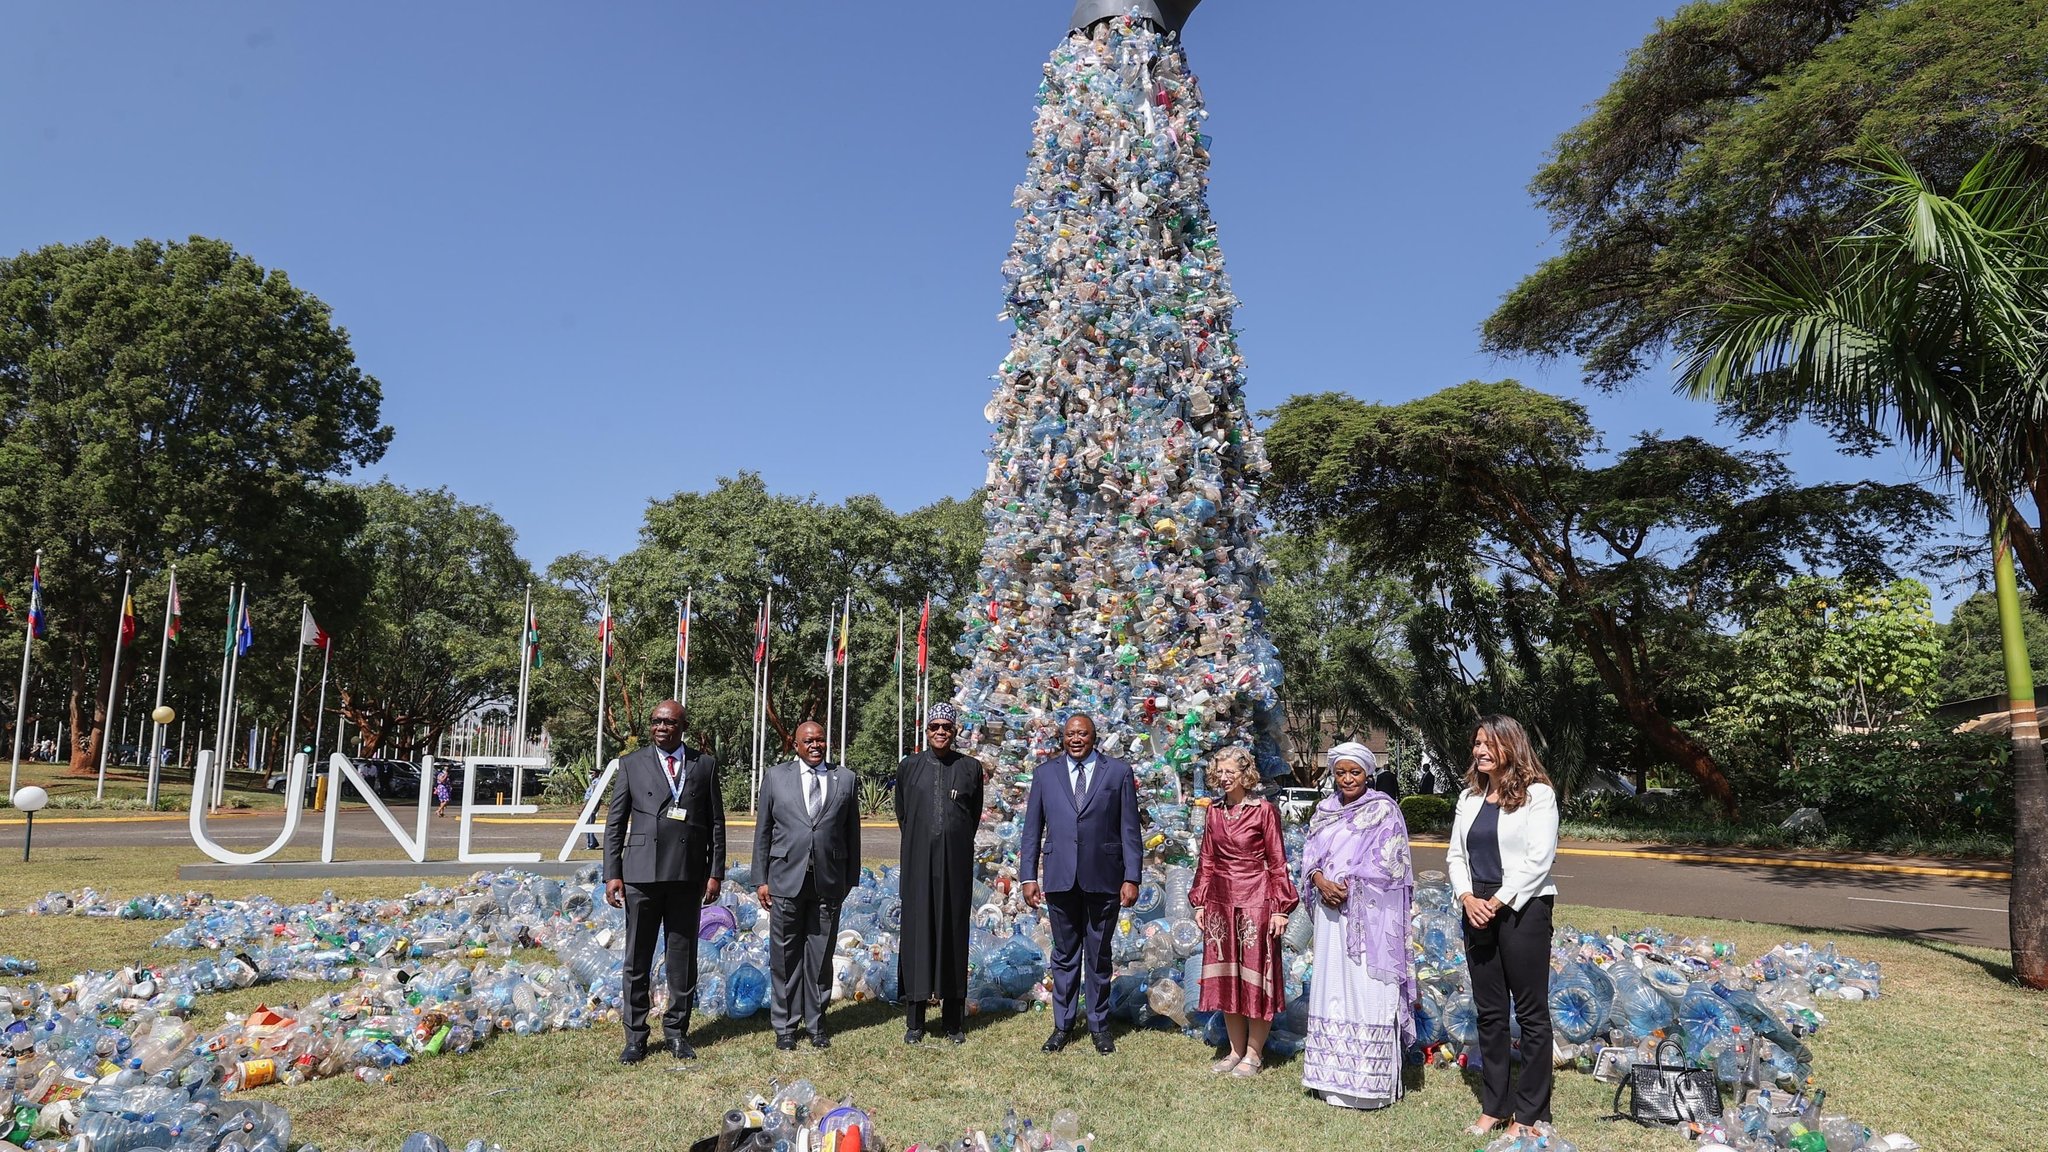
[896,607,905,765]
[283,602,308,787]
[679,589,692,709]
[593,586,609,793]
[309,642,330,771]
[21,811,31,862]
[839,588,851,765]
[148,570,173,806]
[97,569,132,800]
[514,584,532,757]
[213,582,234,768]
[7,552,32,792]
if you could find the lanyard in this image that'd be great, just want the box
[660,751,685,806]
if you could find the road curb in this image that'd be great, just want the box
[1410,839,2011,880]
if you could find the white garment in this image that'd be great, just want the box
[1301,895,1402,1110]
[1444,783,1559,911]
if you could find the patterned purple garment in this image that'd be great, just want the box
[1300,789,1417,1043]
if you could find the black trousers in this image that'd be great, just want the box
[1045,887,1118,1035]
[768,872,843,1037]
[1464,891,1554,1124]
[622,880,703,1043]
[907,998,964,1033]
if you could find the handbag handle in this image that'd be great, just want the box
[1655,1035,1685,1068]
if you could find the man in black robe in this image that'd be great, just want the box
[894,702,985,1044]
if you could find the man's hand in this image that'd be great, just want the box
[605,878,624,909]
[1022,880,1043,908]
[1119,881,1138,909]
[702,877,722,905]
[756,884,772,911]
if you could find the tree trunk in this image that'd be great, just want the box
[1993,529,2047,987]
[1623,698,1738,817]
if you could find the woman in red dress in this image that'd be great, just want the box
[1190,745,1300,1077]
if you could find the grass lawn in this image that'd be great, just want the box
[2,759,287,811]
[2,844,2042,1152]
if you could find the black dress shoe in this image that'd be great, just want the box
[904,1028,925,1045]
[947,1030,967,1045]
[620,1040,649,1064]
[666,1035,697,1060]
[1090,1030,1115,1055]
[1042,1029,1071,1053]
[810,1032,831,1049]
[775,1033,798,1051]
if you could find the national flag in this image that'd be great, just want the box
[28,562,46,639]
[893,611,903,671]
[526,605,541,669]
[236,595,253,656]
[597,597,614,661]
[835,597,849,667]
[0,584,10,615]
[119,591,137,646]
[915,596,930,674]
[300,604,329,650]
[753,599,770,667]
[167,574,182,643]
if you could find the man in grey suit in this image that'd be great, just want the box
[753,719,861,1050]
[603,700,724,1064]
[1021,713,1141,1055]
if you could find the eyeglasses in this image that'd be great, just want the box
[927,723,956,732]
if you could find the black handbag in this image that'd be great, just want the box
[1612,1038,1725,1128]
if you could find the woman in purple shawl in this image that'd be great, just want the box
[1300,741,1415,1110]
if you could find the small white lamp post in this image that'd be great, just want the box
[12,785,49,862]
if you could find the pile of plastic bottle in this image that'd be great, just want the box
[952,10,1290,821]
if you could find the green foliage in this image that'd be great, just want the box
[1788,719,2013,838]
[1399,793,1453,832]
[1264,380,1943,814]
[0,237,388,768]
[528,474,981,779]
[1261,532,1414,779]
[858,778,894,818]
[1485,0,2048,391]
[333,483,533,759]
[1939,590,2048,702]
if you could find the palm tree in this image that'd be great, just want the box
[1677,146,2048,988]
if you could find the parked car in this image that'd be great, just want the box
[1276,786,1323,824]
[267,757,419,803]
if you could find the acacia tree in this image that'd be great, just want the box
[1265,380,1942,814]
[0,238,387,773]
[1261,532,1413,781]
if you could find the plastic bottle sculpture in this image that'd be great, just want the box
[952,0,1288,845]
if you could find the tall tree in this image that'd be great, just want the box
[1265,380,1942,814]
[1483,0,2048,391]
[1678,148,2048,983]
[1940,590,2048,702]
[0,237,387,772]
[1260,531,1413,779]
[331,484,531,759]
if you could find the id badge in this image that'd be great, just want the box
[663,805,688,822]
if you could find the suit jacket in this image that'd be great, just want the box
[1019,752,1141,895]
[752,758,862,902]
[603,743,725,886]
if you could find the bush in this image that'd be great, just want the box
[1788,720,2011,840]
[721,768,753,814]
[1400,794,1453,832]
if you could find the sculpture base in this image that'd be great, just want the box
[176,859,593,881]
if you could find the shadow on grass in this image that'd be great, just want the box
[1884,933,2017,984]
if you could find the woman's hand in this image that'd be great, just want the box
[1311,873,1347,907]
[1267,912,1289,939]
[1461,893,1497,928]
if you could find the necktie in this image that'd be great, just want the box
[1074,758,1090,799]
[806,768,822,818]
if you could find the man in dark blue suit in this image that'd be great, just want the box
[1020,713,1141,1055]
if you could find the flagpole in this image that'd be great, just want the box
[218,583,245,810]
[749,596,762,810]
[514,583,532,756]
[679,589,692,708]
[673,597,684,703]
[593,585,610,794]
[822,601,835,759]
[839,587,852,765]
[309,642,331,789]
[212,582,234,769]
[146,568,175,808]
[8,549,41,796]
[283,601,311,789]
[895,606,905,765]
[96,570,132,800]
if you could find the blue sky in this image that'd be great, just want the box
[1,3,1973,605]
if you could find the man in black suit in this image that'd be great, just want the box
[753,719,861,1050]
[603,699,724,1064]
[1020,713,1141,1055]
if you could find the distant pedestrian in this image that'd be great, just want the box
[434,768,452,817]
[583,776,601,850]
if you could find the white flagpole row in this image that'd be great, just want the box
[679,588,692,709]
[839,587,852,766]
[896,606,905,766]
[96,569,132,800]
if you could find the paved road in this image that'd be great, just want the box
[7,808,2012,951]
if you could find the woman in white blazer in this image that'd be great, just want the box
[1444,715,1559,1139]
